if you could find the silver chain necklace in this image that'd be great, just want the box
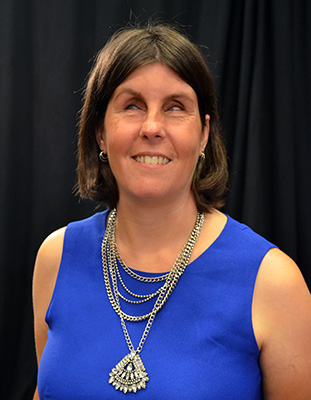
[101,208,205,394]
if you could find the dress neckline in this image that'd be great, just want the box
[102,210,230,277]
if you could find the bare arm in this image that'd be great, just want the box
[32,227,66,400]
[33,387,39,400]
[252,248,311,399]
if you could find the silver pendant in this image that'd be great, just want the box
[109,351,149,394]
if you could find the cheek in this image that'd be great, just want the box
[105,135,131,172]
[180,130,202,155]
[104,117,135,147]
[107,134,129,156]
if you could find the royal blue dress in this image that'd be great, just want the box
[37,211,275,399]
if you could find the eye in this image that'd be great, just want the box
[166,101,185,112]
[168,105,184,111]
[125,103,140,110]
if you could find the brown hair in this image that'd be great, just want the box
[77,23,228,212]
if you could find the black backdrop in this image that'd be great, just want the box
[1,1,310,399]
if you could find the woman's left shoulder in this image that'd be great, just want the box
[254,247,311,332]
[260,247,305,281]
[253,248,311,399]
[257,248,310,300]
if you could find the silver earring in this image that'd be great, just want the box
[99,151,108,162]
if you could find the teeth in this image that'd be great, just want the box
[135,155,170,165]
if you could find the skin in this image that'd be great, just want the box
[33,63,311,399]
[97,63,209,211]
[253,249,311,399]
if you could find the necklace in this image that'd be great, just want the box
[115,262,164,304]
[101,208,205,394]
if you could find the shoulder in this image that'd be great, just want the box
[32,226,67,365]
[254,248,310,315]
[33,210,107,282]
[253,248,311,342]
[33,210,108,306]
[225,214,275,249]
[204,212,275,261]
[34,227,67,278]
[253,248,311,399]
[39,226,67,252]
[33,227,67,319]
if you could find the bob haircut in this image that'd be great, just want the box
[77,23,228,213]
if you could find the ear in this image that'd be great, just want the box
[201,114,210,152]
[96,125,107,153]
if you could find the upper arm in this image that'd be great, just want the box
[32,227,66,366]
[252,248,311,399]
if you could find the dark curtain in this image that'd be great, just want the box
[1,1,310,398]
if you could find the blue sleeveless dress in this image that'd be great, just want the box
[37,211,275,399]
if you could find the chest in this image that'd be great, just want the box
[38,255,262,399]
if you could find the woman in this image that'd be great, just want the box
[33,24,311,399]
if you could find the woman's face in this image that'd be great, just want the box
[97,63,209,206]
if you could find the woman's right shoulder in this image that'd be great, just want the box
[33,227,67,319]
[33,227,68,369]
[35,227,67,272]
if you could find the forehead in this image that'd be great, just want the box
[112,63,197,101]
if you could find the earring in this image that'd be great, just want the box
[99,151,108,162]
[199,150,205,161]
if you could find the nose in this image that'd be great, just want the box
[139,110,165,140]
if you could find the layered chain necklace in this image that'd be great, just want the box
[101,208,205,394]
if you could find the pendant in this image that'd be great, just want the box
[109,351,149,394]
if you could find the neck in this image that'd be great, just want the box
[113,195,199,272]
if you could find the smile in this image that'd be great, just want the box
[133,155,170,165]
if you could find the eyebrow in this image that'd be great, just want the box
[114,88,196,104]
[114,88,143,100]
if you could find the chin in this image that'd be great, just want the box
[121,187,173,203]
[119,180,171,198]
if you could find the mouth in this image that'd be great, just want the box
[133,155,171,165]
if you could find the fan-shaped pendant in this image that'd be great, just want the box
[109,351,149,394]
